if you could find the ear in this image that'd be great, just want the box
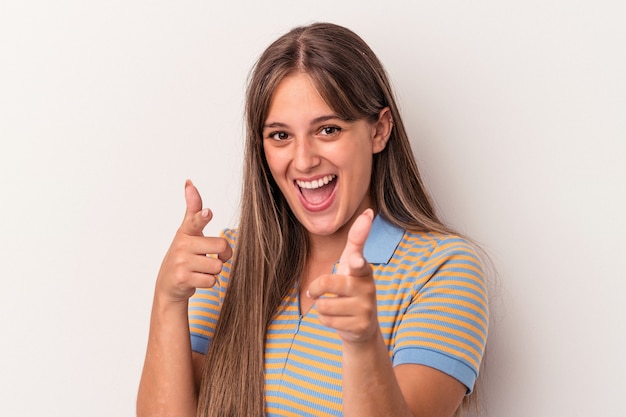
[371,107,393,154]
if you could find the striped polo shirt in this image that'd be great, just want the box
[189,215,488,416]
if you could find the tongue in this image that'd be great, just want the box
[300,182,334,205]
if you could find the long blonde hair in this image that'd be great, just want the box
[198,22,479,416]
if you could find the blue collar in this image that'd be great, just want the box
[363,215,405,264]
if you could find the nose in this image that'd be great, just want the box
[293,136,321,172]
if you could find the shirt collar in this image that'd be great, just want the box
[363,214,404,264]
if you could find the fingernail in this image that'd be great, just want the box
[306,289,311,298]
[364,208,374,219]
[201,208,210,218]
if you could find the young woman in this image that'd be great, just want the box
[138,22,488,417]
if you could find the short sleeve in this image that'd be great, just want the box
[392,236,488,392]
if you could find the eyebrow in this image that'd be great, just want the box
[263,114,343,130]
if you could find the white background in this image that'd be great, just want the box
[1,1,625,416]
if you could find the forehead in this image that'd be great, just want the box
[265,73,335,123]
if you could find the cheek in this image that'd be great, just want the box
[353,153,375,190]
[342,144,373,175]
[263,148,290,188]
[262,146,280,175]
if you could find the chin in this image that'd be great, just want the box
[299,213,351,238]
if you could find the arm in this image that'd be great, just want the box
[308,211,482,417]
[341,333,466,417]
[137,294,198,417]
[137,181,231,417]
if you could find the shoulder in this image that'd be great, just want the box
[367,216,483,275]
[401,231,483,268]
[387,231,486,295]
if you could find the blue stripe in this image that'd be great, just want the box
[394,333,482,365]
[396,320,485,355]
[281,366,342,392]
[188,226,488,407]
[265,395,340,417]
[188,314,218,326]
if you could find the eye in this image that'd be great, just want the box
[267,131,289,141]
[319,126,341,136]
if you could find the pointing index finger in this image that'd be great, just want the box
[336,209,374,277]
[180,180,212,236]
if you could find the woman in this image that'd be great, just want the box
[138,22,488,417]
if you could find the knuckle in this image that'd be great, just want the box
[205,275,217,288]
[316,298,328,313]
[319,275,333,290]
[359,298,376,315]
[207,237,232,260]
[216,238,229,253]
[343,277,355,293]
[208,258,224,275]
[355,323,369,335]
[172,235,191,252]
[318,275,328,288]
[171,268,190,287]
[364,285,376,299]
[318,315,334,329]
[171,252,189,269]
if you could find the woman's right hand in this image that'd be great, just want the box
[155,180,232,303]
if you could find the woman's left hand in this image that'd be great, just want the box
[306,209,380,344]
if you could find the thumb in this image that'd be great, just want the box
[180,179,212,236]
[336,209,374,277]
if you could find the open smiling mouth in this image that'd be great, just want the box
[295,174,337,206]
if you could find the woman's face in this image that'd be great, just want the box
[262,72,390,238]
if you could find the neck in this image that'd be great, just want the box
[300,231,346,311]
[308,232,347,265]
[306,204,375,263]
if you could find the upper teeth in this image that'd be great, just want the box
[296,175,336,190]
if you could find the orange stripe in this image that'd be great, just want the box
[280,350,342,376]
[189,311,219,326]
[396,331,482,366]
[404,320,485,351]
[412,312,488,339]
[281,370,341,397]
[268,384,342,412]
[189,326,212,338]
[420,285,488,308]
[415,295,488,323]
